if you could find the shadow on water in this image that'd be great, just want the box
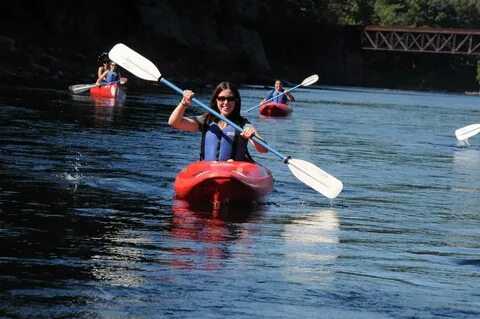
[457,259,480,266]
[0,172,173,317]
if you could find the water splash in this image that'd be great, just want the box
[456,138,470,148]
[63,152,84,186]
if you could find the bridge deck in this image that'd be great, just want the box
[363,25,480,55]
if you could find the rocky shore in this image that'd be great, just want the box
[0,1,365,91]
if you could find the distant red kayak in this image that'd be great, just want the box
[259,102,292,117]
[174,161,274,204]
[90,83,126,99]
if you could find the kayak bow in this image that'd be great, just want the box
[259,102,292,117]
[90,82,126,99]
[174,161,274,204]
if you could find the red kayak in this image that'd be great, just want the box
[90,82,126,99]
[259,102,292,117]
[174,161,274,204]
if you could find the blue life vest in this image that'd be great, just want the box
[266,89,288,104]
[201,122,250,161]
[106,71,119,83]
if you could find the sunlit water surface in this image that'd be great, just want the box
[1,84,479,318]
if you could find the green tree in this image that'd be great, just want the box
[374,0,408,26]
[316,0,374,25]
[449,0,480,28]
[405,0,461,27]
[283,0,480,28]
[373,0,480,28]
[476,60,480,85]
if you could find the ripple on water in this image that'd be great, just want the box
[1,86,480,318]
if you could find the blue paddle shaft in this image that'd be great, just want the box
[160,78,289,162]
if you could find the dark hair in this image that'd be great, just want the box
[97,52,110,64]
[203,82,246,124]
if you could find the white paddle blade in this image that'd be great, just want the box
[69,84,97,94]
[301,74,319,86]
[455,124,480,141]
[287,158,343,199]
[109,43,161,82]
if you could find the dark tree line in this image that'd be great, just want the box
[259,0,480,28]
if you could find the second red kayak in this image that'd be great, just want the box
[174,161,274,205]
[259,102,292,117]
[90,82,126,100]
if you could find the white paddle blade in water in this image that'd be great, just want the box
[109,43,161,82]
[455,124,480,141]
[287,158,343,199]
[69,83,97,94]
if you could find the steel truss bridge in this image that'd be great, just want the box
[363,25,480,55]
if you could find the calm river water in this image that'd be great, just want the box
[1,84,479,318]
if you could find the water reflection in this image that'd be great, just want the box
[452,148,480,188]
[169,200,264,270]
[453,147,480,169]
[455,139,470,148]
[70,94,125,124]
[281,209,339,287]
[451,147,480,215]
[91,96,125,108]
[70,93,125,107]
[90,227,147,288]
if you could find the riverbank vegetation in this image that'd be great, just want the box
[1,1,479,91]
[290,0,480,28]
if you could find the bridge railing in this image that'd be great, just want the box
[363,25,480,55]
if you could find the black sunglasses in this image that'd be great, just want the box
[217,96,236,102]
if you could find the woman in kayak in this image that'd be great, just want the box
[96,61,128,85]
[97,52,110,83]
[261,79,295,105]
[168,82,268,161]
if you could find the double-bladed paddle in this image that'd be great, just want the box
[244,74,319,113]
[455,124,480,141]
[68,83,101,94]
[108,43,343,199]
[68,81,120,94]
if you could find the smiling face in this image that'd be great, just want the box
[208,82,242,122]
[274,80,283,91]
[216,89,237,117]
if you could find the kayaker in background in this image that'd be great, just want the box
[96,61,128,85]
[261,79,295,105]
[168,82,268,161]
[97,52,110,83]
